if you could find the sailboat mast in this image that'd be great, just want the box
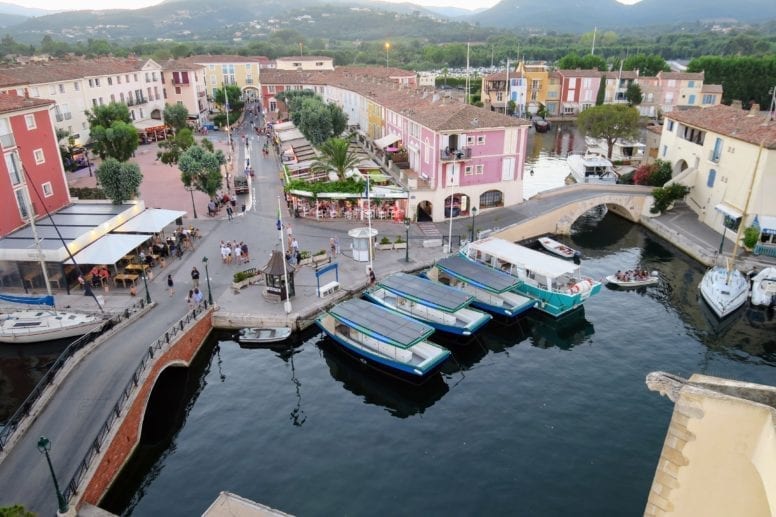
[24,188,52,299]
[727,141,764,282]
[465,42,470,105]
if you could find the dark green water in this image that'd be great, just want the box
[110,212,776,516]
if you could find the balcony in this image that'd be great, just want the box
[440,147,471,161]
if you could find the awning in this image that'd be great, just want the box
[65,233,150,265]
[374,133,401,150]
[715,203,743,220]
[754,215,776,236]
[113,209,186,234]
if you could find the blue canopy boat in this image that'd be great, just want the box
[424,256,536,317]
[363,272,492,336]
[315,299,450,383]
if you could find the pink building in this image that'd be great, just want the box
[557,69,604,115]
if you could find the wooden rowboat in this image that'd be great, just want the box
[236,327,292,344]
[605,272,659,288]
[538,237,580,259]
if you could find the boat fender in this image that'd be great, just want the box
[398,298,406,306]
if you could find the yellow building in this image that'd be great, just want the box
[187,55,263,101]
[366,97,384,140]
[517,61,550,113]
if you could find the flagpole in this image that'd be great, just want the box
[447,165,454,254]
[367,172,373,271]
[277,195,292,314]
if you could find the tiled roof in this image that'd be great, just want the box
[701,83,723,94]
[0,92,54,114]
[276,56,334,62]
[160,59,205,71]
[187,55,263,64]
[484,71,519,81]
[557,69,605,78]
[0,57,150,88]
[658,71,704,80]
[603,70,639,79]
[665,104,776,149]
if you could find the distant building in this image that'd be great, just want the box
[186,55,263,100]
[275,56,335,72]
[160,59,208,126]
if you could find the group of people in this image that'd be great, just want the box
[88,265,111,287]
[614,269,651,282]
[220,240,250,265]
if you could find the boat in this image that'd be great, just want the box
[0,309,105,344]
[424,255,536,317]
[461,237,602,318]
[605,271,659,288]
[566,152,619,184]
[584,136,645,162]
[363,272,492,336]
[538,237,580,260]
[532,116,550,133]
[750,267,776,307]
[236,327,292,344]
[315,299,451,383]
[699,142,764,319]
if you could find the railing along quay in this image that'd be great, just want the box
[62,302,211,504]
[0,300,149,451]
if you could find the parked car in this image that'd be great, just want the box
[234,176,249,194]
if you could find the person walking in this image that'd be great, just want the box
[330,237,336,258]
[368,267,376,285]
[186,289,195,310]
[167,274,175,297]
[191,267,200,288]
[226,204,233,221]
[193,288,204,304]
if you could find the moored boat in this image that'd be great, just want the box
[538,237,580,260]
[533,117,550,133]
[236,327,292,344]
[461,238,602,318]
[425,255,536,317]
[315,299,450,383]
[750,267,776,307]
[566,152,618,184]
[363,272,492,336]
[0,309,105,344]
[584,136,645,162]
[699,265,750,319]
[605,270,659,288]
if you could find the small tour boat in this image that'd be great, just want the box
[236,327,292,344]
[566,152,618,184]
[424,255,535,317]
[585,136,645,162]
[315,299,450,383]
[363,272,492,336]
[538,237,580,260]
[0,309,105,344]
[605,271,659,288]
[750,267,776,307]
[461,238,602,318]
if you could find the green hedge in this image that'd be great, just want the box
[69,187,107,199]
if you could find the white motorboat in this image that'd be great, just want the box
[538,237,580,259]
[585,136,645,162]
[699,266,750,318]
[236,327,292,344]
[750,267,776,307]
[567,152,618,184]
[606,271,659,288]
[0,309,105,344]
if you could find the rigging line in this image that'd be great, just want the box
[19,154,105,312]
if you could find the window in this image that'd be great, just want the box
[134,74,138,81]
[125,74,130,83]
[152,72,158,81]
[702,94,715,105]
[58,84,65,93]
[120,92,125,103]
[73,81,80,91]
[475,164,484,175]
[42,182,53,198]
[175,86,181,95]
[108,77,113,86]
[0,118,15,148]
[145,72,150,82]
[95,78,100,86]
[49,85,56,95]
[662,145,667,157]
[464,165,473,176]
[30,87,39,97]
[479,190,503,208]
[33,149,44,164]
[707,169,716,188]
[268,85,276,93]
[117,75,121,84]
[687,80,695,88]
[25,114,36,130]
[15,188,30,219]
[667,120,674,131]
[477,135,485,145]
[711,137,723,162]
[688,94,696,105]
[5,152,22,184]
[466,135,475,146]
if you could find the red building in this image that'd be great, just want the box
[0,92,70,236]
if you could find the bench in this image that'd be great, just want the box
[318,280,340,298]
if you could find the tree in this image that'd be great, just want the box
[621,54,670,76]
[163,103,190,134]
[0,504,35,517]
[95,158,142,204]
[625,83,643,106]
[157,128,195,165]
[557,52,606,71]
[212,84,244,111]
[595,74,606,106]
[86,103,139,161]
[576,105,640,160]
[178,145,224,199]
[311,138,360,179]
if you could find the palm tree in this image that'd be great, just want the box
[311,138,360,180]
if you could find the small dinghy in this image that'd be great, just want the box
[606,271,659,288]
[236,327,292,344]
[538,237,580,259]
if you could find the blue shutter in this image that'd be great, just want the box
[707,169,716,188]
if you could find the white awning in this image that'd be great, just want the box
[715,203,743,220]
[374,133,401,150]
[755,214,776,235]
[65,233,150,265]
[113,209,186,234]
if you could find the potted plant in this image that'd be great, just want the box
[743,226,759,251]
[376,236,394,250]
[312,249,329,265]
[297,250,312,266]
[231,269,262,291]
[394,235,407,250]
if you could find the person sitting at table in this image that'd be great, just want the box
[144,253,154,267]
[90,270,101,287]
[89,265,100,279]
[99,266,110,284]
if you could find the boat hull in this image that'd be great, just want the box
[605,275,659,288]
[699,266,749,319]
[0,311,104,344]
[538,237,578,259]
[237,327,292,344]
[517,282,601,317]
[750,267,776,307]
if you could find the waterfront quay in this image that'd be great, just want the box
[1,129,774,515]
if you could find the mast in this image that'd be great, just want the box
[465,42,470,105]
[277,195,292,314]
[591,27,597,55]
[727,141,764,282]
[24,188,52,300]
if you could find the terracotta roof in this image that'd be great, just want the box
[658,71,704,80]
[276,56,334,62]
[484,71,519,81]
[187,55,263,64]
[647,125,662,135]
[160,59,204,71]
[665,104,776,149]
[557,69,606,78]
[0,57,150,88]
[604,70,639,79]
[0,92,54,114]
[701,83,723,94]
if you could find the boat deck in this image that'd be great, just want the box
[378,272,474,312]
[436,255,519,293]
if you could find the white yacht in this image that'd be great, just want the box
[699,266,749,319]
[585,136,645,162]
[567,152,618,184]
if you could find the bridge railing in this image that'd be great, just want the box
[0,300,149,452]
[62,302,211,504]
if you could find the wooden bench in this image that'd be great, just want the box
[114,273,139,287]
[318,280,340,298]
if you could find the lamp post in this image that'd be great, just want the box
[202,256,213,305]
[470,206,478,242]
[185,186,198,219]
[384,42,390,68]
[404,218,410,263]
[37,436,68,514]
[84,148,93,177]
[141,267,151,304]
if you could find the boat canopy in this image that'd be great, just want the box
[436,255,519,294]
[0,293,54,306]
[467,238,579,279]
[329,299,433,349]
[714,202,743,221]
[379,272,474,312]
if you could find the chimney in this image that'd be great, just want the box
[748,103,760,115]
[731,100,742,109]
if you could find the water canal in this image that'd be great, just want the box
[106,209,775,516]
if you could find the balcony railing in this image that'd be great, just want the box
[440,147,471,161]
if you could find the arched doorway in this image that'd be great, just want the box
[417,201,433,222]
[672,159,688,178]
[479,190,504,209]
[444,193,472,218]
[150,108,162,120]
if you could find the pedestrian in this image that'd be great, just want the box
[191,266,200,288]
[186,289,194,309]
[291,237,299,255]
[286,224,293,240]
[330,237,336,258]
[193,288,204,304]
[241,242,249,262]
[334,236,340,255]
[530,168,534,176]
[368,267,376,285]
[167,274,175,297]
[226,204,233,221]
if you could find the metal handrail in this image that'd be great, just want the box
[0,300,148,450]
[61,302,210,502]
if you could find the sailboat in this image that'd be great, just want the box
[699,142,764,319]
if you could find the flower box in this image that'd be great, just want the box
[393,242,407,250]
[376,243,394,251]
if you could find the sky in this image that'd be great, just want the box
[12,0,641,12]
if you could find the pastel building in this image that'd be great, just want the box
[189,55,263,100]
[160,59,209,125]
[275,56,335,72]
[557,69,604,115]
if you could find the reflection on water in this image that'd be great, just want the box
[524,307,595,350]
[523,123,586,199]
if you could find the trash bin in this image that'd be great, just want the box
[241,204,246,213]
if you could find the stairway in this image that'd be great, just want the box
[416,222,443,248]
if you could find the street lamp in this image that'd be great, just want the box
[202,256,213,305]
[404,218,410,263]
[185,186,198,219]
[36,436,68,514]
[384,42,390,68]
[141,267,151,304]
[85,148,93,177]
[470,206,478,242]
